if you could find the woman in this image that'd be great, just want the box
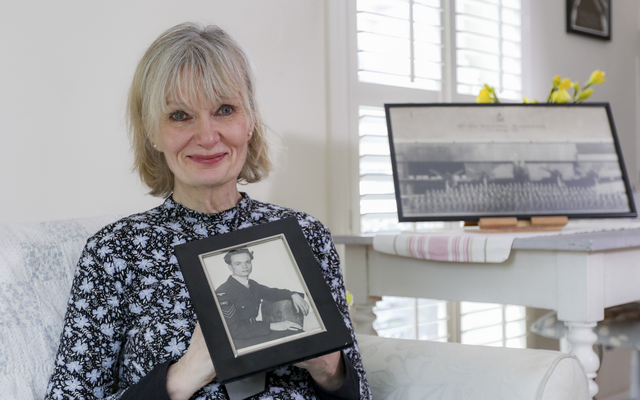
[44,23,370,400]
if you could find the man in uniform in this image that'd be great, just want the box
[215,248,310,349]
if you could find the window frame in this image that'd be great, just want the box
[326,0,533,347]
[326,0,532,235]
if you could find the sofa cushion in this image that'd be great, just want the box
[0,216,120,400]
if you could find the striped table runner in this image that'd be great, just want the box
[373,219,640,263]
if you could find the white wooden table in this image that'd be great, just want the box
[335,229,640,399]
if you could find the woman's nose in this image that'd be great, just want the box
[194,117,220,149]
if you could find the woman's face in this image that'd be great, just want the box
[155,96,253,198]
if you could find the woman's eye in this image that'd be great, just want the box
[218,105,234,116]
[170,111,188,121]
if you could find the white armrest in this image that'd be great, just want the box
[357,334,588,400]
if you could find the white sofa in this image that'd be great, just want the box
[0,216,589,400]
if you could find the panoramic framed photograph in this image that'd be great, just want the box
[385,103,636,222]
[566,0,611,40]
[175,217,353,384]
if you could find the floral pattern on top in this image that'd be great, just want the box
[44,194,371,400]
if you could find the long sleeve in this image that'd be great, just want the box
[44,239,130,399]
[119,360,173,400]
[44,224,196,400]
[251,280,297,303]
[216,277,296,340]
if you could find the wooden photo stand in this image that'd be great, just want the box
[466,216,569,233]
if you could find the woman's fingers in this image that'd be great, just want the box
[294,351,346,392]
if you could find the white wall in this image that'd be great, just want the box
[0,0,328,224]
[525,0,640,189]
[525,3,640,396]
[4,0,639,228]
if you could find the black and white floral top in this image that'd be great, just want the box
[44,194,371,400]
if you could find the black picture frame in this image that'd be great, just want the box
[385,103,637,222]
[174,217,353,384]
[566,0,611,40]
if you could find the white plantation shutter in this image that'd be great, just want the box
[348,0,527,349]
[455,0,522,99]
[359,105,447,232]
[357,0,523,233]
[373,297,449,341]
[359,106,410,233]
[357,0,444,91]
[460,302,527,347]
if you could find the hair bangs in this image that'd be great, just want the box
[163,45,251,118]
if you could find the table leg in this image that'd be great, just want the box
[342,243,381,335]
[351,296,381,335]
[565,321,600,399]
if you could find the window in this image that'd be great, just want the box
[327,0,527,349]
[357,0,444,91]
[359,105,448,232]
[460,302,527,347]
[373,297,449,341]
[356,0,523,233]
[454,0,522,100]
[373,298,527,347]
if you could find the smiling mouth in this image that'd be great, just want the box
[189,153,226,164]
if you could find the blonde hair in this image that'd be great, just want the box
[127,22,271,197]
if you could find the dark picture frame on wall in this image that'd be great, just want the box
[174,217,353,384]
[385,103,636,223]
[566,0,611,40]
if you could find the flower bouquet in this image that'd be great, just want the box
[477,69,606,103]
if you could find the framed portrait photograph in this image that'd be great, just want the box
[200,234,325,356]
[175,217,353,384]
[566,0,611,40]
[385,103,637,222]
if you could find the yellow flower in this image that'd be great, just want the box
[577,87,594,101]
[559,78,572,90]
[586,70,606,86]
[479,69,605,106]
[476,88,492,103]
[550,89,570,103]
[346,291,353,307]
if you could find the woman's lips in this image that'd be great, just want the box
[189,153,226,165]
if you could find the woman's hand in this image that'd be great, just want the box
[166,322,216,400]
[291,293,310,315]
[295,351,346,392]
[270,321,303,331]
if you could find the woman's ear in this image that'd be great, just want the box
[151,141,163,152]
[148,131,163,152]
[247,120,256,141]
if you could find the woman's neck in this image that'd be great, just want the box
[172,182,243,214]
